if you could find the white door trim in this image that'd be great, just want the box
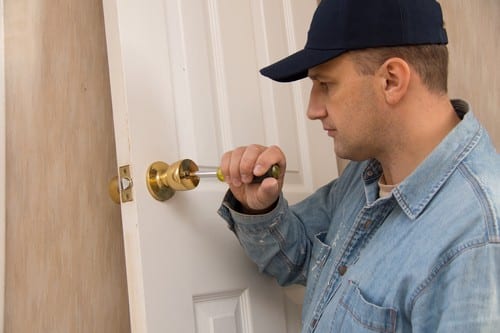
[0,0,6,330]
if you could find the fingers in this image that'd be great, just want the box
[220,145,285,212]
[256,177,280,202]
[253,145,286,178]
[240,144,266,183]
[221,145,285,186]
[220,145,257,186]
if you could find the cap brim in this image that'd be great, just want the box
[260,48,346,82]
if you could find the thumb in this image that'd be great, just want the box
[255,178,280,209]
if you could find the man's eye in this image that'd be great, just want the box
[319,82,330,91]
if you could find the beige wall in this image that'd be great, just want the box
[442,0,500,148]
[4,0,130,332]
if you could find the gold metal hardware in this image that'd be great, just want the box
[108,176,121,204]
[146,159,281,202]
[119,165,134,202]
[146,159,199,201]
[108,165,134,204]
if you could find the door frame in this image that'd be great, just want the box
[0,0,6,330]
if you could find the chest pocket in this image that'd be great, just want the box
[331,281,397,333]
[309,232,331,281]
[303,232,331,308]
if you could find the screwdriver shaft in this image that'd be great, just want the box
[192,165,280,183]
[194,171,218,178]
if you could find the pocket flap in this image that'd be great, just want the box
[340,281,398,333]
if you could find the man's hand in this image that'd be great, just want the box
[220,145,286,213]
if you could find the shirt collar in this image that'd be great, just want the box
[363,99,483,220]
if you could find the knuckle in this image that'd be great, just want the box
[248,144,263,151]
[240,158,255,173]
[234,146,246,155]
[221,151,231,162]
[269,145,283,154]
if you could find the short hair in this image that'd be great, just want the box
[350,44,449,94]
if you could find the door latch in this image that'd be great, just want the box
[108,165,134,204]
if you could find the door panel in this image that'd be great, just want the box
[163,0,331,191]
[103,0,338,332]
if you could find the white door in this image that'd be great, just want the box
[102,0,338,332]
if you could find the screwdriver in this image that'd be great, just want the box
[192,164,281,183]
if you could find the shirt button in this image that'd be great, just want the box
[363,220,372,230]
[338,265,348,276]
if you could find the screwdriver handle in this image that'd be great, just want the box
[216,164,281,183]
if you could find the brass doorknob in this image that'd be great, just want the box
[146,159,199,201]
[146,159,280,201]
[108,176,121,204]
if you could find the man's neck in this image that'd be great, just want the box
[379,96,460,185]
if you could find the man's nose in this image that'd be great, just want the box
[307,89,327,120]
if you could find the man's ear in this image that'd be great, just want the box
[377,57,411,105]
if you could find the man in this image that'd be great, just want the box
[218,0,500,331]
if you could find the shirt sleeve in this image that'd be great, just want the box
[411,243,500,332]
[217,182,336,286]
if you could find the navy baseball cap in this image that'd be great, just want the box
[260,0,448,82]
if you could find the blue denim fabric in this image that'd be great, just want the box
[218,100,500,332]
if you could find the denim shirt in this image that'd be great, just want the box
[218,100,500,332]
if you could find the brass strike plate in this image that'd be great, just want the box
[119,165,134,203]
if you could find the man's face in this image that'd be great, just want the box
[307,53,388,161]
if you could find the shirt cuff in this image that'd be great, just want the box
[217,190,285,233]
